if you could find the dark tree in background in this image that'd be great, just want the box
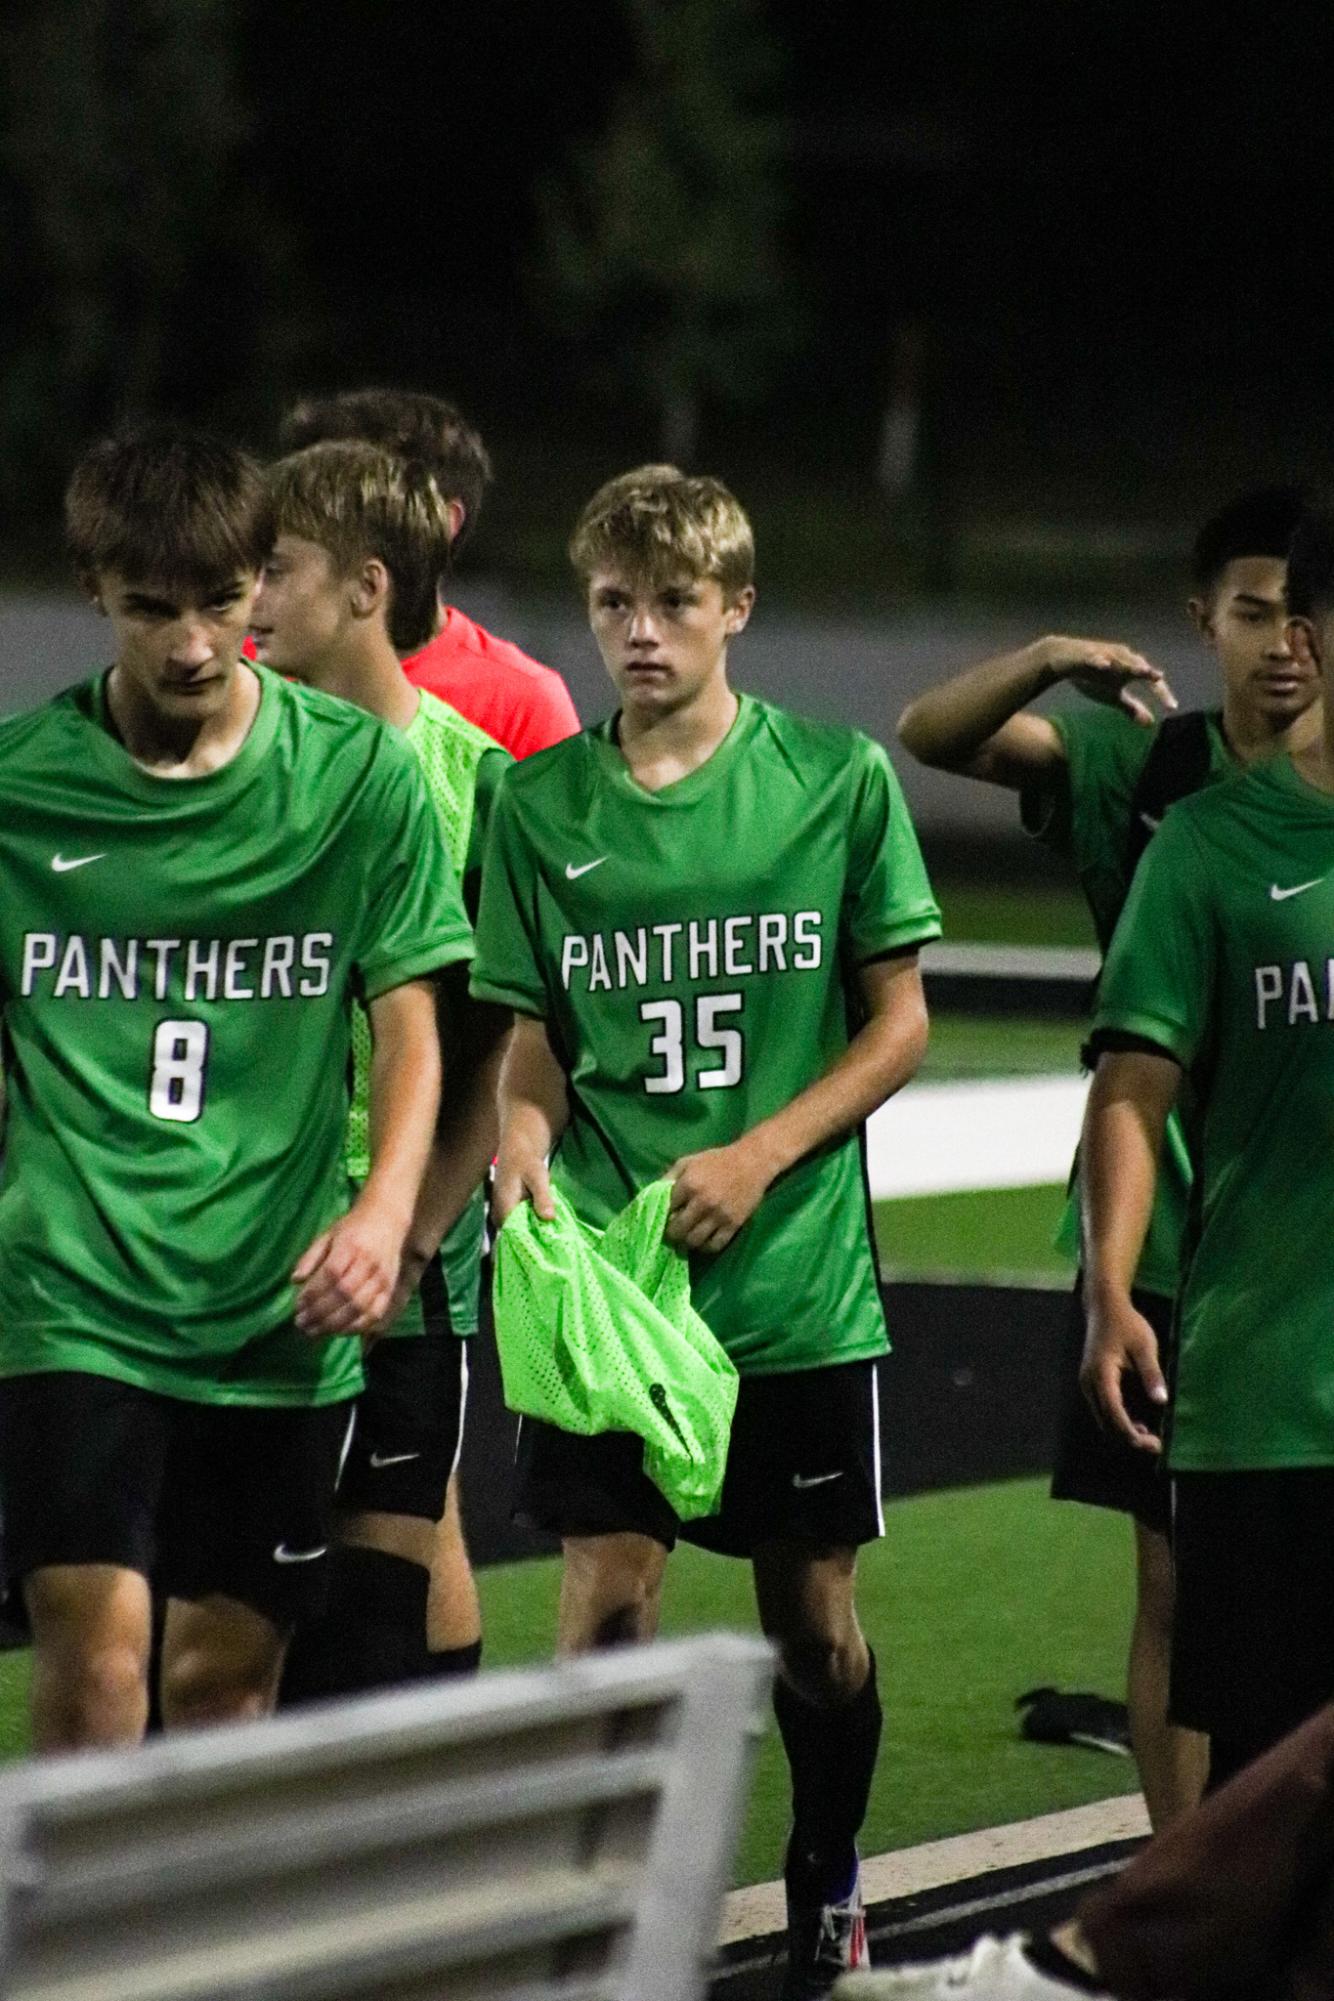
[0,0,282,535]
[535,0,801,466]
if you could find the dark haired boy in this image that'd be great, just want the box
[279,388,579,759]
[1083,497,1334,1792]
[473,465,941,1999]
[0,428,468,1751]
[896,487,1320,1827]
[251,441,510,1697]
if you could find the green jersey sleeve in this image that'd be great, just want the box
[355,740,474,1002]
[470,775,548,1016]
[1092,808,1217,1068]
[1021,707,1157,949]
[844,738,942,959]
[463,745,511,924]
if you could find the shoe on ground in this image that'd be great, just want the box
[834,1932,1114,1998]
[779,1864,871,2001]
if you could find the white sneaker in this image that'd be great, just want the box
[834,1932,1113,1998]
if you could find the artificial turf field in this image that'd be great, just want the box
[479,1477,1140,1888]
[0,1475,1139,1889]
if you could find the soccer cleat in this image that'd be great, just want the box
[780,1865,871,2001]
[833,1932,1114,1998]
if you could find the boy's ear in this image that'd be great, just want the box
[79,568,104,612]
[724,584,756,636]
[1186,593,1213,641]
[1288,615,1320,671]
[349,557,391,621]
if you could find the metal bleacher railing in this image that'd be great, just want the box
[0,1632,773,2001]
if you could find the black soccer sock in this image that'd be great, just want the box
[425,1639,483,1679]
[774,1648,882,1900]
[279,1545,429,1706]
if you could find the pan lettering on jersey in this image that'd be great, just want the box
[1253,959,1334,1028]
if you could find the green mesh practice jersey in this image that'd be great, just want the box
[1023,706,1236,1296]
[1094,755,1334,1470]
[346,692,510,1337]
[471,694,941,1374]
[0,666,472,1405]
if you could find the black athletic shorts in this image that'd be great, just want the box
[0,1371,353,1628]
[1050,1279,1175,1536]
[515,1358,884,1557]
[1171,1469,1334,1753]
[337,1325,468,1520]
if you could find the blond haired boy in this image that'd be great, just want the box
[471,466,941,1999]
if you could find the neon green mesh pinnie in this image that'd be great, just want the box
[493,1179,739,1521]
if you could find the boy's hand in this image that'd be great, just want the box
[665,1137,776,1253]
[1036,637,1178,726]
[293,1196,406,1338]
[376,1242,432,1333]
[1080,1285,1169,1452]
[492,1146,556,1229]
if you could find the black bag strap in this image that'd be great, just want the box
[1123,709,1214,881]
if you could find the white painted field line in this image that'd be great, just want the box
[866,1075,1088,1199]
[719,1792,1149,1947]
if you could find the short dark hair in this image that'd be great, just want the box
[1285,502,1334,623]
[267,442,453,654]
[65,427,273,591]
[278,389,492,549]
[1191,485,1309,598]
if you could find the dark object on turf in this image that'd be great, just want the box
[1016,1686,1131,1757]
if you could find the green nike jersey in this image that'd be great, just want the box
[0,665,472,1405]
[1023,706,1236,1295]
[1094,754,1334,1470]
[471,693,941,1374]
[346,692,510,1337]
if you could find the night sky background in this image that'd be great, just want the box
[1,1,1328,597]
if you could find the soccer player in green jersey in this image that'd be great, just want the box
[249,439,510,1698]
[471,466,941,2000]
[272,389,579,1678]
[1081,497,1334,1793]
[0,428,470,1753]
[896,487,1318,1827]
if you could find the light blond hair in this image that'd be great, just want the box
[266,441,453,653]
[569,464,754,599]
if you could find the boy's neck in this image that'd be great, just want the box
[313,635,419,732]
[1222,690,1323,768]
[107,661,261,778]
[618,671,739,791]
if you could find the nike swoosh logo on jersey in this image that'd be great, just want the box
[791,1470,845,1490]
[1270,879,1325,901]
[51,853,107,872]
[272,1542,328,1564]
[1138,811,1161,834]
[368,1449,421,1469]
[565,857,608,879]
